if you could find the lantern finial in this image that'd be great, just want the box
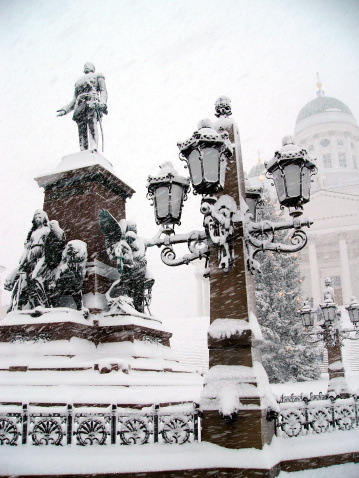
[215,96,232,118]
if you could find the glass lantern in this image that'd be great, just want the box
[346,297,359,325]
[147,162,190,227]
[265,136,317,217]
[177,126,233,195]
[301,301,314,327]
[245,183,263,222]
[319,296,338,324]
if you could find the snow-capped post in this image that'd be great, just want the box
[198,96,277,449]
[300,277,359,393]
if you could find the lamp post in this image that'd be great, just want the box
[300,280,359,393]
[146,97,316,449]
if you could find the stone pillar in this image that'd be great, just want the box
[200,112,275,450]
[35,151,135,314]
[203,276,210,316]
[193,261,205,316]
[326,330,348,393]
[339,234,353,304]
[308,240,321,306]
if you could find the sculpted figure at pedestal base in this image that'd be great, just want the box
[57,62,108,152]
[4,210,88,316]
[99,210,158,314]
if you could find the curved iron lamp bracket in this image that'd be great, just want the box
[151,193,313,274]
[244,213,313,274]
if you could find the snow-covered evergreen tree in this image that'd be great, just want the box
[254,189,322,383]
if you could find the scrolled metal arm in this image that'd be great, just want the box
[305,330,326,344]
[153,229,209,267]
[339,328,359,341]
[244,216,313,273]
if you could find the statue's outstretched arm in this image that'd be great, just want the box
[57,95,76,116]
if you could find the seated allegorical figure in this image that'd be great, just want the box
[99,210,158,314]
[5,210,88,316]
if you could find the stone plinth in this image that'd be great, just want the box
[0,309,173,373]
[35,151,135,313]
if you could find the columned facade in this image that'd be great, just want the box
[294,85,359,311]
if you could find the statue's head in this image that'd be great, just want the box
[84,62,95,74]
[324,276,332,287]
[32,209,49,228]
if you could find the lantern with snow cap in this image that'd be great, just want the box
[177,119,233,195]
[300,301,315,328]
[265,136,317,217]
[319,294,338,324]
[245,182,263,222]
[147,162,190,227]
[346,297,359,326]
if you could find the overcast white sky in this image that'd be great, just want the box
[1,0,358,318]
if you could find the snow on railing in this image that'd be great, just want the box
[0,402,200,446]
[270,392,358,438]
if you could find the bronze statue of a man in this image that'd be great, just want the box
[57,62,108,152]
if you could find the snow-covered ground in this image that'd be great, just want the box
[1,375,358,476]
[0,426,358,476]
[279,463,359,477]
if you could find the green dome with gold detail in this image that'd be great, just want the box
[296,94,353,125]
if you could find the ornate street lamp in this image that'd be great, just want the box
[145,99,316,274]
[177,120,233,195]
[147,162,190,228]
[300,292,359,346]
[346,297,359,328]
[265,136,317,217]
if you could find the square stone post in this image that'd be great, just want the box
[200,114,276,449]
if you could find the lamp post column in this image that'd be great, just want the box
[308,240,321,306]
[339,233,352,304]
[326,332,347,392]
[200,98,275,449]
[321,279,349,393]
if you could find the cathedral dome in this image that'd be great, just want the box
[296,94,353,125]
[248,161,266,179]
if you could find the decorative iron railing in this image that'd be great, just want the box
[270,392,359,438]
[0,402,200,446]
